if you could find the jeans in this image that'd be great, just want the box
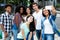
[36,30,41,40]
[44,34,54,40]
[17,39,24,40]
[26,32,34,40]
[12,29,18,40]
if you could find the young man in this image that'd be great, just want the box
[0,4,13,40]
[32,3,56,40]
[32,3,43,40]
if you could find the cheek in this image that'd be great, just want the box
[20,10,23,13]
[9,9,11,11]
[26,10,30,13]
[33,7,35,9]
[7,8,11,12]
[30,18,33,22]
[46,11,49,15]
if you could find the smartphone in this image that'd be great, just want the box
[45,6,52,10]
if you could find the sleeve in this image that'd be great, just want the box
[0,15,4,24]
[20,24,24,29]
[41,19,44,30]
[14,13,20,27]
[51,14,56,21]
[52,21,60,36]
[41,19,45,40]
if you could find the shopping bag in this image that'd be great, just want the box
[0,30,2,39]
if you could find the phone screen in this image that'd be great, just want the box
[45,6,52,10]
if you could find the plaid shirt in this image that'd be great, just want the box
[0,12,12,33]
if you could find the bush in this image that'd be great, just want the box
[0,6,4,14]
[56,4,60,8]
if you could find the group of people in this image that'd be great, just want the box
[0,2,60,40]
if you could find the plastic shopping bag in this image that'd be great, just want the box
[0,30,2,39]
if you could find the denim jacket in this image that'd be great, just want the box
[41,14,60,40]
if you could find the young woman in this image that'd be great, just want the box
[12,6,24,40]
[41,9,60,40]
[26,7,36,40]
[23,7,31,22]
[23,7,32,22]
[17,15,35,40]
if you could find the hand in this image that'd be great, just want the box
[40,37,42,40]
[51,6,56,15]
[24,38,26,40]
[33,31,36,35]
[4,32,8,38]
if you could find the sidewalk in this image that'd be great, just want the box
[11,34,60,40]
[55,34,60,40]
[0,34,60,40]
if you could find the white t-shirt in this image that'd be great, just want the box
[22,16,27,22]
[44,18,54,34]
[32,9,43,30]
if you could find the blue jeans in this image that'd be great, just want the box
[26,32,34,40]
[17,39,24,40]
[12,29,18,40]
[36,30,41,40]
[44,34,54,40]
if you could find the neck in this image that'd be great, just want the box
[27,13,30,16]
[36,9,39,13]
[46,15,49,19]
[6,11,10,15]
[26,22,30,24]
[26,22,30,27]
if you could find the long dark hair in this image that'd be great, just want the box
[42,9,51,17]
[26,7,32,15]
[15,5,26,15]
[15,5,25,22]
[26,15,35,31]
[15,5,20,13]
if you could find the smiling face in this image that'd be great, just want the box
[27,16,33,23]
[20,7,24,14]
[32,4,38,11]
[26,8,31,14]
[5,6,12,13]
[43,9,49,17]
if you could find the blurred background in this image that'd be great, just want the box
[0,0,60,40]
[0,0,60,29]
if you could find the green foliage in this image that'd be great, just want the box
[6,0,20,5]
[0,0,4,3]
[0,0,31,13]
[56,4,60,8]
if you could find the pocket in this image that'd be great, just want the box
[12,24,18,29]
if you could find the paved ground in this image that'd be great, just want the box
[11,34,60,40]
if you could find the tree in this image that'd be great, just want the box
[0,0,4,3]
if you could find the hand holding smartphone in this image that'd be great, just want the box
[45,5,53,10]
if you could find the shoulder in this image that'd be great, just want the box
[15,13,20,16]
[40,9,42,11]
[39,9,42,13]
[20,23,26,28]
[1,13,5,16]
[32,12,36,16]
[14,13,20,17]
[41,17,45,22]
[1,13,6,17]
